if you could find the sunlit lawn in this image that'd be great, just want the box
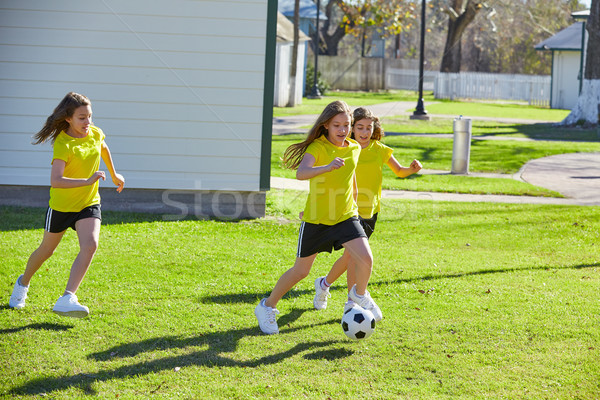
[1,198,598,399]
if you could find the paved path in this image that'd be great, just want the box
[272,104,600,206]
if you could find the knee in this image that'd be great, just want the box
[36,244,57,260]
[355,253,373,271]
[80,239,99,257]
[294,266,311,281]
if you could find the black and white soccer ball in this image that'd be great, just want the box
[341,306,376,340]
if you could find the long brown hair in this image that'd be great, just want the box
[32,92,91,144]
[351,107,384,141]
[282,100,353,169]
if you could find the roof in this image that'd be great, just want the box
[571,9,590,20]
[534,22,584,51]
[278,0,327,20]
[277,12,310,43]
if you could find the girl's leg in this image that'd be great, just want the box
[265,253,318,308]
[325,249,351,286]
[343,237,382,321]
[21,230,66,286]
[63,217,100,295]
[342,237,373,295]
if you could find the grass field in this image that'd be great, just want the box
[1,199,598,399]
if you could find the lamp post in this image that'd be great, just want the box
[411,0,429,120]
[308,0,322,99]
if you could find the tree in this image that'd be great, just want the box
[440,0,484,72]
[318,0,415,56]
[287,0,300,107]
[562,0,600,125]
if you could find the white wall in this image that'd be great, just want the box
[0,0,271,192]
[551,51,582,110]
[273,42,306,107]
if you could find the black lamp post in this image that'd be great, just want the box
[411,0,429,120]
[308,0,322,99]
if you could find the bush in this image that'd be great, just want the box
[304,63,330,96]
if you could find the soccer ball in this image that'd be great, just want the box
[341,306,376,340]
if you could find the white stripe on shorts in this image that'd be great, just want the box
[44,207,52,231]
[296,221,305,258]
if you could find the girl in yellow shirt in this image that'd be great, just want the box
[9,92,125,318]
[255,101,381,334]
[313,107,422,314]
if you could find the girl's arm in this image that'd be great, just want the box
[50,159,106,188]
[101,142,125,193]
[353,173,358,201]
[386,156,422,178]
[296,153,345,180]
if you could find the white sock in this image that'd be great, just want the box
[320,277,331,290]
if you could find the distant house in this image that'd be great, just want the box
[274,12,310,107]
[278,0,327,39]
[535,11,589,110]
[0,1,277,219]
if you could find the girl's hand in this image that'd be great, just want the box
[87,171,106,185]
[112,173,125,193]
[409,159,422,172]
[327,157,345,172]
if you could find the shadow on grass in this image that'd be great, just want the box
[10,308,351,396]
[0,206,200,232]
[203,262,600,305]
[0,322,74,334]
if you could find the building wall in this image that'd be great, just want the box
[0,0,273,194]
[273,42,307,107]
[551,51,581,109]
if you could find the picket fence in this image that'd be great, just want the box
[386,69,551,106]
[434,72,551,106]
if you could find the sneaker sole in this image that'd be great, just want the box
[53,309,89,318]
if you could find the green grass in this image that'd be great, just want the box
[273,90,433,117]
[1,200,599,399]
[271,133,600,197]
[422,102,571,121]
[273,90,571,123]
[382,118,599,142]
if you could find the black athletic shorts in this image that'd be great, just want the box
[45,204,102,233]
[296,216,367,258]
[360,213,378,239]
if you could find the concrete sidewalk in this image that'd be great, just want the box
[271,106,600,206]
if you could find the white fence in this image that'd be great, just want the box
[386,68,436,91]
[433,72,551,106]
[318,56,551,106]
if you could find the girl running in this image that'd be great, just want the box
[255,100,381,334]
[313,107,422,312]
[9,92,125,318]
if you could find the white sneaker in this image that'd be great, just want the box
[349,285,382,322]
[254,298,279,334]
[9,275,29,309]
[313,277,331,310]
[344,299,357,313]
[53,292,89,318]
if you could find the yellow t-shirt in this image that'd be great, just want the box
[302,135,360,225]
[355,140,393,219]
[49,126,105,212]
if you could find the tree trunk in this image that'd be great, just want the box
[440,0,482,73]
[320,0,346,56]
[562,0,600,125]
[287,0,300,107]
